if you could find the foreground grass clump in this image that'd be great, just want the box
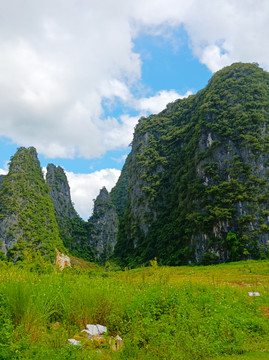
[0,259,268,359]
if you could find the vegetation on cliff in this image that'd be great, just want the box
[110,158,130,220]
[0,147,64,262]
[114,63,269,266]
[46,164,93,262]
[0,175,5,191]
[88,187,119,262]
[0,63,268,268]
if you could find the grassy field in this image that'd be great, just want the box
[0,259,268,359]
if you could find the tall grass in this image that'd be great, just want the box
[0,260,268,359]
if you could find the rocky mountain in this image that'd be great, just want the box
[88,187,119,262]
[0,147,64,262]
[113,63,269,266]
[110,159,130,220]
[46,164,94,261]
[46,164,78,220]
[0,150,115,264]
[0,63,268,267]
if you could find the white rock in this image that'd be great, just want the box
[115,335,122,341]
[248,292,260,296]
[68,339,81,346]
[56,249,71,270]
[96,324,107,334]
[85,324,107,336]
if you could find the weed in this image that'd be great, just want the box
[0,259,268,359]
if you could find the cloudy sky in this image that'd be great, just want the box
[0,0,268,218]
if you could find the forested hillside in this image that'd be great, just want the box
[113,63,269,266]
[0,63,268,267]
[0,147,64,262]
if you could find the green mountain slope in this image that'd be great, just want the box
[88,186,119,262]
[46,164,93,261]
[0,175,5,190]
[113,63,269,266]
[0,147,64,262]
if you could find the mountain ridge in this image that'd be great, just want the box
[0,62,268,266]
[0,147,64,261]
[112,62,269,266]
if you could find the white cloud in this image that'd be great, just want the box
[183,0,269,72]
[0,0,140,159]
[133,0,269,72]
[3,165,120,220]
[199,45,231,73]
[0,168,7,175]
[101,114,139,150]
[112,154,128,163]
[0,0,268,160]
[0,0,268,226]
[66,168,121,219]
[136,90,192,114]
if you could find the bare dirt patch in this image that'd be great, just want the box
[261,307,269,319]
[229,281,251,287]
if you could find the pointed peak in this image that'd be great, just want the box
[46,163,67,183]
[47,163,64,171]
[100,186,108,195]
[15,146,38,158]
[8,146,41,175]
[94,186,110,205]
[47,163,56,170]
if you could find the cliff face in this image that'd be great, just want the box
[0,175,5,190]
[0,63,268,266]
[46,164,77,220]
[46,164,93,261]
[114,63,269,266]
[88,187,119,261]
[110,159,130,220]
[0,147,64,262]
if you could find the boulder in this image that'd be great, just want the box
[82,324,107,338]
[67,339,81,346]
[56,249,71,270]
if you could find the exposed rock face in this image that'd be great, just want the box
[193,130,269,262]
[0,175,5,210]
[88,187,119,261]
[46,164,93,261]
[46,164,77,219]
[114,63,269,266]
[0,147,64,261]
[0,175,5,190]
[110,159,130,220]
[55,249,71,270]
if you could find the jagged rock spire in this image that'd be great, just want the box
[88,186,119,262]
[0,147,64,261]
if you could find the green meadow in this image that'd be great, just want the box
[0,259,268,360]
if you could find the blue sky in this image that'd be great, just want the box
[0,0,268,218]
[0,27,211,174]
